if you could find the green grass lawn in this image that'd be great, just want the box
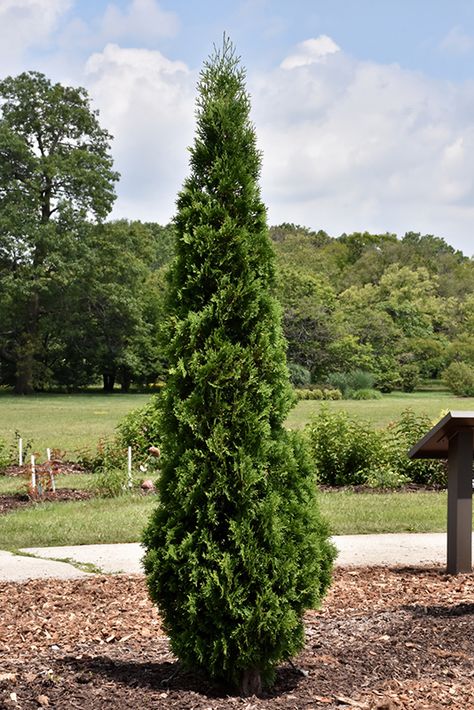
[1,389,473,456]
[0,488,453,549]
[0,393,151,457]
[286,390,474,430]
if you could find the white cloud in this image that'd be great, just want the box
[22,27,474,254]
[0,0,71,71]
[85,44,195,223]
[251,43,474,254]
[101,0,178,43]
[281,35,340,70]
[440,26,474,55]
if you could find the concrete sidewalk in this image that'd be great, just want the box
[0,533,461,582]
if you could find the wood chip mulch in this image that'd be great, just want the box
[1,567,473,709]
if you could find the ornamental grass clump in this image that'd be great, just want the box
[143,38,335,696]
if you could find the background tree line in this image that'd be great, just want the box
[3,217,474,394]
[1,71,474,394]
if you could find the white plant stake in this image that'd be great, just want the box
[127,446,132,489]
[19,438,23,467]
[47,448,51,461]
[31,455,36,490]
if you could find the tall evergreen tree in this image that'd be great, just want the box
[143,38,335,695]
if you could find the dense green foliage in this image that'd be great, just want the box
[442,361,474,397]
[142,40,334,693]
[0,72,118,393]
[1,72,473,397]
[306,406,446,487]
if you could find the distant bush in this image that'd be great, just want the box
[351,388,382,400]
[399,363,420,393]
[326,370,377,398]
[442,361,474,397]
[295,388,342,401]
[116,395,161,456]
[0,438,9,470]
[287,362,311,388]
[364,466,409,489]
[77,395,162,481]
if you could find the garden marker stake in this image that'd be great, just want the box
[47,448,51,461]
[127,446,132,489]
[31,455,36,491]
[19,438,23,466]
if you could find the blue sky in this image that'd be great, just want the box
[2,0,474,253]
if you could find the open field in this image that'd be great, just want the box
[0,393,151,455]
[286,390,474,430]
[1,389,473,455]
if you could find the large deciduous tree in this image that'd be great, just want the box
[0,71,118,393]
[143,39,335,695]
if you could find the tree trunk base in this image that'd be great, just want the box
[239,669,262,697]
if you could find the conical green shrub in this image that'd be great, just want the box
[143,37,335,695]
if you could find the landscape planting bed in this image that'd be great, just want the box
[0,489,93,515]
[1,568,473,709]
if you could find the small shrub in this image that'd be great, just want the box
[325,388,342,400]
[326,372,350,396]
[0,438,9,470]
[78,396,162,474]
[306,406,383,486]
[295,388,342,400]
[94,466,129,498]
[348,370,375,391]
[92,443,134,497]
[327,370,375,397]
[364,466,409,489]
[306,405,446,488]
[442,361,474,397]
[351,388,382,400]
[399,363,420,393]
[374,369,401,393]
[386,408,446,486]
[116,395,161,456]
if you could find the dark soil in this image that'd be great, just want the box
[1,567,473,709]
[0,489,93,515]
[3,462,86,478]
[319,483,446,494]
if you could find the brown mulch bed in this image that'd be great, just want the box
[3,462,86,478]
[0,489,94,515]
[1,567,473,709]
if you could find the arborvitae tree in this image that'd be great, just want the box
[143,38,335,696]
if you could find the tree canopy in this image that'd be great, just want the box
[0,71,119,393]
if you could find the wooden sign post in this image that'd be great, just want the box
[409,411,474,574]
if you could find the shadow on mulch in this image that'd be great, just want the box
[59,655,302,699]
[406,601,474,617]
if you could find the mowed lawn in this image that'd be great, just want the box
[286,389,474,429]
[0,489,451,549]
[0,392,151,456]
[1,389,474,455]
